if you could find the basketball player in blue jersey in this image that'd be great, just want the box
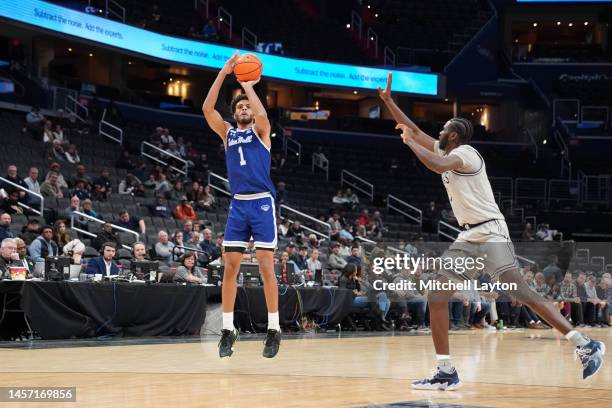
[378,72,604,390]
[202,51,281,358]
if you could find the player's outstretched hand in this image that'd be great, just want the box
[239,77,260,88]
[377,72,392,102]
[396,123,414,145]
[223,51,239,74]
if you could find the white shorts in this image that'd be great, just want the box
[438,219,518,283]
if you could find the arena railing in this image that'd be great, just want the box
[548,179,580,206]
[552,99,580,125]
[99,108,123,144]
[577,170,611,206]
[194,0,209,19]
[66,95,88,123]
[279,205,331,239]
[341,170,374,202]
[105,0,126,23]
[384,46,396,66]
[281,128,302,165]
[312,153,329,181]
[387,194,422,227]
[141,141,189,176]
[242,27,257,50]
[0,177,44,215]
[218,7,233,41]
[489,177,513,201]
[350,10,362,40]
[552,129,571,179]
[207,172,231,196]
[515,178,547,204]
[70,210,138,250]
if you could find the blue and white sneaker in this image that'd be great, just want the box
[576,339,606,380]
[412,367,462,391]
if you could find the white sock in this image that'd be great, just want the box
[222,312,234,331]
[436,354,454,373]
[268,312,280,331]
[566,330,589,347]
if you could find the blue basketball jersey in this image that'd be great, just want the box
[225,127,276,196]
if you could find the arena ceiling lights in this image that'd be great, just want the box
[0,0,439,96]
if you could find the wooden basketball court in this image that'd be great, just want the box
[0,328,610,407]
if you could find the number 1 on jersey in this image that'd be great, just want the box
[238,146,247,166]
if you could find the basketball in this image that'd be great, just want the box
[233,53,263,82]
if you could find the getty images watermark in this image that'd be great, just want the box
[370,254,518,292]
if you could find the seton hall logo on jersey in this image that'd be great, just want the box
[260,204,271,212]
[227,134,253,147]
[442,172,450,184]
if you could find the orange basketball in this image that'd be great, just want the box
[233,53,263,82]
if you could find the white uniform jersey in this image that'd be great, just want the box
[434,141,504,227]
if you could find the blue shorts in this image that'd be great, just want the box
[223,193,277,249]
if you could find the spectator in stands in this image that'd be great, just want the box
[18,219,39,246]
[287,220,305,242]
[536,224,558,241]
[200,185,215,210]
[201,19,218,41]
[575,272,592,326]
[181,221,193,243]
[46,162,68,190]
[172,231,186,260]
[278,218,290,238]
[118,173,145,197]
[425,201,440,233]
[93,168,112,200]
[522,222,535,241]
[14,238,36,277]
[174,253,205,284]
[276,182,288,209]
[293,246,309,271]
[586,275,604,326]
[116,149,136,170]
[560,272,583,325]
[1,190,32,216]
[131,242,148,262]
[169,180,186,201]
[117,209,145,236]
[82,199,98,219]
[393,267,428,330]
[307,234,320,250]
[332,190,350,209]
[154,173,171,197]
[328,242,347,271]
[0,213,13,241]
[596,278,610,327]
[0,238,19,278]
[25,106,45,139]
[61,196,86,227]
[69,164,92,189]
[155,230,175,266]
[144,195,171,219]
[271,153,286,171]
[64,144,81,164]
[86,242,119,277]
[533,272,552,299]
[70,180,91,201]
[23,167,40,194]
[51,219,75,253]
[1,165,28,198]
[40,171,63,198]
[278,251,300,284]
[345,188,359,210]
[543,255,563,286]
[358,209,371,236]
[370,210,385,239]
[28,225,58,262]
[52,123,68,146]
[160,128,175,147]
[306,248,322,282]
[166,142,181,159]
[42,120,54,144]
[174,197,197,221]
[346,246,362,266]
[93,223,119,251]
[199,228,221,263]
[46,140,66,162]
[150,126,163,144]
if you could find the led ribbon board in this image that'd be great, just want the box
[0,0,439,96]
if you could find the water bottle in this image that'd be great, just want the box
[238,272,244,286]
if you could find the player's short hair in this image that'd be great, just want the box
[449,117,474,145]
[231,93,249,113]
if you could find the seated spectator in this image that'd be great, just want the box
[64,112,85,138]
[1,165,28,198]
[61,196,87,229]
[174,197,197,221]
[182,220,193,243]
[14,237,36,277]
[150,126,163,144]
[116,149,136,170]
[172,231,186,259]
[199,228,221,263]
[278,251,301,284]
[52,123,68,145]
[117,210,145,236]
[278,218,290,238]
[70,180,91,201]
[160,128,175,146]
[93,168,112,200]
[536,224,558,241]
[85,242,119,277]
[346,246,362,266]
[52,219,75,253]
[69,164,92,189]
[154,173,171,197]
[64,144,81,164]
[307,234,320,250]
[306,248,322,282]
[118,173,145,196]
[25,106,45,139]
[393,267,428,329]
[18,219,39,245]
[357,208,371,236]
[200,185,215,210]
[82,199,98,219]
[42,120,54,144]
[369,210,385,238]
[166,142,181,158]
[155,230,175,265]
[169,180,186,201]
[174,253,206,284]
[146,196,172,219]
[1,190,33,216]
[23,167,40,194]
[543,255,563,287]
[45,162,68,190]
[332,189,350,208]
[201,19,218,41]
[46,140,66,162]
[40,171,64,198]
[0,238,19,278]
[596,278,610,327]
[328,242,347,271]
[522,222,535,241]
[28,225,59,262]
[287,220,305,242]
[560,272,583,325]
[345,188,359,209]
[293,246,309,271]
[93,223,120,251]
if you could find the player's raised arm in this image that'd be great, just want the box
[378,72,436,152]
[202,51,239,141]
[238,78,271,148]
[396,124,462,174]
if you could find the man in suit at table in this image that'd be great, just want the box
[86,242,119,277]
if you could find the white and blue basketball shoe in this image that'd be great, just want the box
[576,339,606,380]
[412,367,463,391]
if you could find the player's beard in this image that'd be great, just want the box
[236,114,254,126]
[439,135,449,150]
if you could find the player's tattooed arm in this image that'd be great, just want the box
[396,124,462,174]
[378,72,436,152]
[202,51,238,142]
